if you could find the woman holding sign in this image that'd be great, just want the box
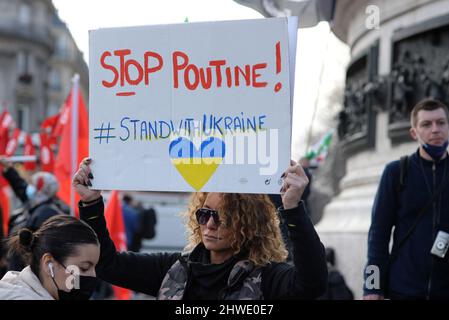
[73,158,327,299]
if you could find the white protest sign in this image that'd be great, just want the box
[89,17,295,193]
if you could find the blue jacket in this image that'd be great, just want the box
[121,203,139,250]
[365,149,449,299]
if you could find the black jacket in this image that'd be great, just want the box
[80,198,327,299]
[3,167,64,232]
[3,167,67,271]
[365,150,449,299]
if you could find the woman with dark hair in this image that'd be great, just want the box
[0,215,100,300]
[74,158,327,300]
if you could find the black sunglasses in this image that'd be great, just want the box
[195,208,221,226]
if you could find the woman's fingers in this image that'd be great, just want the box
[81,157,92,165]
[76,166,89,185]
[74,158,94,187]
[294,163,306,175]
[280,160,307,194]
[282,171,308,191]
[79,159,92,174]
[283,176,303,189]
[282,163,307,180]
[73,158,102,202]
[77,158,94,186]
[79,170,90,186]
[73,168,87,186]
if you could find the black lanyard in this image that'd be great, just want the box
[392,157,449,259]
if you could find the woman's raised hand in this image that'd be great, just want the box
[72,158,102,202]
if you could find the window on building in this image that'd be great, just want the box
[18,3,31,27]
[47,103,59,117]
[17,51,26,73]
[17,103,30,132]
[17,51,33,84]
[48,69,61,90]
[56,35,67,58]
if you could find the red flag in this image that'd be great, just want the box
[0,108,11,232]
[41,113,59,131]
[0,110,14,154]
[53,96,71,139]
[105,191,127,252]
[0,131,8,155]
[0,110,14,137]
[0,111,15,232]
[0,187,9,236]
[105,191,132,300]
[23,134,36,171]
[40,114,60,146]
[5,128,21,157]
[54,81,89,217]
[39,132,55,172]
[0,169,8,192]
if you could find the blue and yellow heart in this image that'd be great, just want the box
[169,137,226,191]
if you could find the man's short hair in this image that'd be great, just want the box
[123,194,133,204]
[410,99,449,128]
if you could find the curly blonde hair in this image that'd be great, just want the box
[182,192,288,266]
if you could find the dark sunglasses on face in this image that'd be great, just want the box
[195,208,222,226]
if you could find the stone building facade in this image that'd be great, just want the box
[0,0,88,133]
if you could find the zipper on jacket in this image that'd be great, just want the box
[426,162,437,299]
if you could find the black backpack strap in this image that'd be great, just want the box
[393,155,409,224]
[398,155,409,193]
[391,169,449,260]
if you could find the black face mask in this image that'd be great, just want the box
[50,261,98,300]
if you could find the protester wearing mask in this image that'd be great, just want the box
[0,215,99,300]
[364,99,449,300]
[0,158,69,234]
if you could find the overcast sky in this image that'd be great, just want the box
[52,0,349,159]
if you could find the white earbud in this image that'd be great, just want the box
[48,262,54,278]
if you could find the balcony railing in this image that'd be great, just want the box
[0,22,53,50]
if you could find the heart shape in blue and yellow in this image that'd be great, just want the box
[169,137,226,191]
